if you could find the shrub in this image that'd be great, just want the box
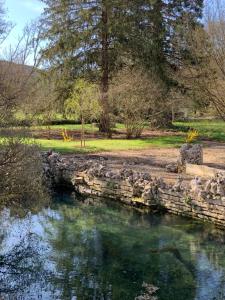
[110,67,163,138]
[62,129,72,142]
[0,136,49,208]
[185,129,199,143]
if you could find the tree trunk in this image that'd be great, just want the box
[171,105,175,122]
[99,2,111,137]
[81,116,85,148]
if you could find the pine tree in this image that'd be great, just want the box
[165,0,204,65]
[40,0,128,135]
[39,0,204,130]
[126,0,204,127]
[127,0,204,80]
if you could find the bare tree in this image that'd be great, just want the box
[110,67,167,138]
[203,0,225,119]
[0,23,48,206]
[0,23,42,125]
[178,0,225,120]
[0,0,11,45]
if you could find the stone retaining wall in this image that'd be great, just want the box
[73,171,225,227]
[158,190,225,226]
[44,152,225,228]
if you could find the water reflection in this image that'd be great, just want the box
[0,196,225,299]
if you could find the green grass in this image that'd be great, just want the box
[36,136,184,154]
[174,120,225,142]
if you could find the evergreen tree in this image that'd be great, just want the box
[126,0,204,127]
[127,0,204,81]
[40,0,129,135]
[39,0,204,130]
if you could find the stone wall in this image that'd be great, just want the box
[44,152,225,228]
[73,171,225,227]
[159,190,225,226]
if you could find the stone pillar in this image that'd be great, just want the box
[179,144,203,166]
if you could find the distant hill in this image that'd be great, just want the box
[0,60,38,78]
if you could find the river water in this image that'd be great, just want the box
[0,194,225,300]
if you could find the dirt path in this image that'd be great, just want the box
[65,141,225,185]
[92,141,225,168]
[201,141,225,169]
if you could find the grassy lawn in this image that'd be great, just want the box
[4,119,225,154]
[174,120,225,142]
[37,136,184,153]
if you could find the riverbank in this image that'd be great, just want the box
[44,151,225,228]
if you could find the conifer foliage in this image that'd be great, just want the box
[39,0,204,131]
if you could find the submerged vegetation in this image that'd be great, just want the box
[0,197,225,299]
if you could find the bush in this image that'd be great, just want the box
[110,67,163,138]
[0,136,49,208]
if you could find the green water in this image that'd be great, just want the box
[0,195,225,300]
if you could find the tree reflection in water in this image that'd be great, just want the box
[0,198,225,299]
[43,200,197,300]
[0,233,46,293]
[0,209,53,299]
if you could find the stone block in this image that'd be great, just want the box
[179,143,203,165]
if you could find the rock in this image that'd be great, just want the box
[172,177,183,192]
[190,176,202,195]
[141,173,151,181]
[166,163,178,173]
[105,171,114,178]
[179,143,203,165]
[205,179,212,193]
[210,181,218,195]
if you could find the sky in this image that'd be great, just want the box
[2,0,44,48]
[1,0,224,58]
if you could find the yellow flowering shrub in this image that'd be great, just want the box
[186,129,199,143]
[62,129,72,142]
